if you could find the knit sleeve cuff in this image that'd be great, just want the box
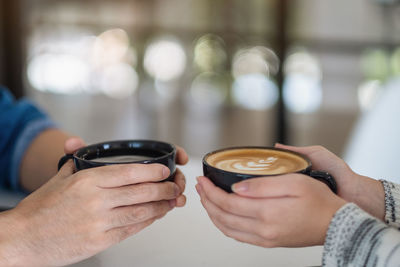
[380,180,400,228]
[322,203,388,266]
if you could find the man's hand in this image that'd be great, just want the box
[0,162,177,266]
[0,138,189,266]
[64,137,188,207]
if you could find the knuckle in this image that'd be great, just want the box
[91,217,107,232]
[258,209,270,222]
[132,206,149,221]
[214,212,228,226]
[111,228,132,244]
[86,234,108,252]
[163,182,178,197]
[134,183,153,197]
[115,208,145,226]
[261,241,275,248]
[220,200,234,213]
[223,231,235,239]
[157,201,171,213]
[260,228,278,241]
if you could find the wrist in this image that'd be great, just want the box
[318,196,347,245]
[345,174,385,220]
[0,209,30,266]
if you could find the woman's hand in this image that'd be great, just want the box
[196,174,346,248]
[274,144,385,220]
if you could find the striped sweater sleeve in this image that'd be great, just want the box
[381,180,400,228]
[322,180,400,267]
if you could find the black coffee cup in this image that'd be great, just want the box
[58,140,177,181]
[203,146,337,193]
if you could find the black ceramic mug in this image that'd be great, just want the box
[58,140,177,181]
[203,146,337,193]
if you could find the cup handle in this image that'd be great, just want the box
[309,170,337,194]
[58,154,74,171]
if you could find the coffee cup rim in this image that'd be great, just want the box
[73,139,176,165]
[202,146,312,177]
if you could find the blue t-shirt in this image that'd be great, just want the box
[0,87,55,191]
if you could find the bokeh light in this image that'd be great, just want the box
[283,74,322,113]
[27,53,89,94]
[27,28,139,98]
[357,80,383,111]
[232,73,279,110]
[92,28,131,66]
[193,34,227,72]
[144,37,186,82]
[154,80,180,101]
[95,63,139,99]
[361,49,390,81]
[232,46,279,78]
[187,72,229,110]
[391,47,400,76]
[283,50,323,113]
[231,46,279,110]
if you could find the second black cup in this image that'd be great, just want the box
[58,140,177,181]
[203,146,337,193]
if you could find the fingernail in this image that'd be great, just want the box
[232,182,248,193]
[163,167,170,178]
[195,184,202,194]
[169,199,176,208]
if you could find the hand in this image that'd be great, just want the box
[64,137,188,208]
[173,145,189,207]
[0,162,179,266]
[0,139,189,266]
[274,144,385,220]
[196,175,346,248]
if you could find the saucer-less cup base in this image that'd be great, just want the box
[58,140,177,181]
[203,146,337,193]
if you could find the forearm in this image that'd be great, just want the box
[19,129,71,191]
[323,203,400,267]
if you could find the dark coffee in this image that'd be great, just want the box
[90,155,155,163]
[58,140,177,181]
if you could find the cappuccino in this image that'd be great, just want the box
[206,148,308,175]
[203,146,337,193]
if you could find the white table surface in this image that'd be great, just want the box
[71,158,323,267]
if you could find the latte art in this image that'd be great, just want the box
[206,148,309,175]
[228,157,278,171]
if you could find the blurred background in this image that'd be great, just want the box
[1,0,400,179]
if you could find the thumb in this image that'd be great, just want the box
[274,143,344,173]
[64,137,86,154]
[57,160,75,178]
[231,175,305,198]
